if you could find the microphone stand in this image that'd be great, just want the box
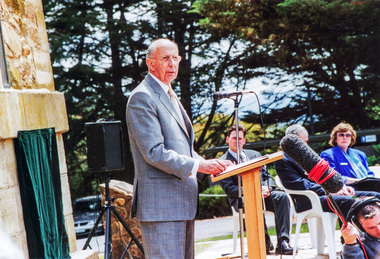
[215,91,253,258]
[233,97,245,258]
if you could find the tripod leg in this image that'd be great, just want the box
[104,203,113,259]
[121,248,133,259]
[83,208,106,250]
[121,241,133,259]
[111,206,144,254]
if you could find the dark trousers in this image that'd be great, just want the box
[232,190,291,247]
[320,190,380,219]
[264,190,291,243]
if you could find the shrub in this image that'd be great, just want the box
[197,185,232,219]
[368,144,380,166]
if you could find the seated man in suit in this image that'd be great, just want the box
[275,124,380,220]
[219,125,292,255]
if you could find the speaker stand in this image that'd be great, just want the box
[83,175,144,259]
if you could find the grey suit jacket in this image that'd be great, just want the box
[126,74,203,222]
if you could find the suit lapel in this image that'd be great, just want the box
[145,75,191,139]
[226,151,240,183]
[227,150,254,164]
[226,151,238,164]
[177,98,193,139]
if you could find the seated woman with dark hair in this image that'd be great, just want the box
[320,122,374,185]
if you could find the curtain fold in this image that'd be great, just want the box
[15,128,70,259]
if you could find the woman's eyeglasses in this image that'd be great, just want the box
[337,133,352,138]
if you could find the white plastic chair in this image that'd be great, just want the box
[275,176,338,259]
[275,176,320,246]
[231,206,276,254]
[231,190,294,254]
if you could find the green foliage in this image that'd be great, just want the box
[367,144,380,166]
[43,0,147,198]
[193,0,380,134]
[44,0,380,200]
[267,164,278,178]
[44,0,241,198]
[198,185,232,219]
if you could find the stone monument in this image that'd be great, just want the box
[0,1,95,258]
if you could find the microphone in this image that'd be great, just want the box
[213,90,255,101]
[280,134,344,193]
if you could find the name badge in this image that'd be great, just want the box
[340,162,348,166]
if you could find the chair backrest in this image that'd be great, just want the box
[274,175,325,215]
[275,175,285,189]
[275,175,298,212]
[275,176,338,259]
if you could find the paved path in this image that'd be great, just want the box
[75,217,237,254]
[76,234,105,254]
[195,215,343,259]
[76,215,343,259]
[195,230,343,259]
[195,216,235,241]
[195,213,276,241]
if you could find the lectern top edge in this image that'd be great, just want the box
[211,151,284,182]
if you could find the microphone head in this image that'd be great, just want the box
[280,134,320,172]
[320,167,344,193]
[280,134,344,193]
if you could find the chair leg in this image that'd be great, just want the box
[307,218,317,249]
[322,215,337,259]
[288,209,294,243]
[315,217,325,254]
[292,217,303,259]
[233,212,238,254]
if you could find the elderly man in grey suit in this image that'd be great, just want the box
[126,38,233,259]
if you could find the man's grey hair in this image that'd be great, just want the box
[285,124,308,137]
[146,38,178,59]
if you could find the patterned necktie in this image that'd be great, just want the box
[168,88,188,134]
[240,153,248,163]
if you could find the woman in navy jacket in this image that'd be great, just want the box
[320,122,374,185]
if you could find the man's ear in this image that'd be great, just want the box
[226,136,230,144]
[146,59,154,71]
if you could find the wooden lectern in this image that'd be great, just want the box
[212,151,284,259]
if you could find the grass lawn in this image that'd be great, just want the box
[195,223,312,255]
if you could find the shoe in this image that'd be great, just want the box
[266,240,274,254]
[275,239,293,255]
[269,242,274,251]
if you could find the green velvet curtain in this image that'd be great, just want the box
[15,128,70,259]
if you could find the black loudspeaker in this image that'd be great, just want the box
[346,196,380,232]
[85,121,125,172]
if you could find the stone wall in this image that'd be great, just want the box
[0,0,78,257]
[1,0,54,90]
[99,180,144,259]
